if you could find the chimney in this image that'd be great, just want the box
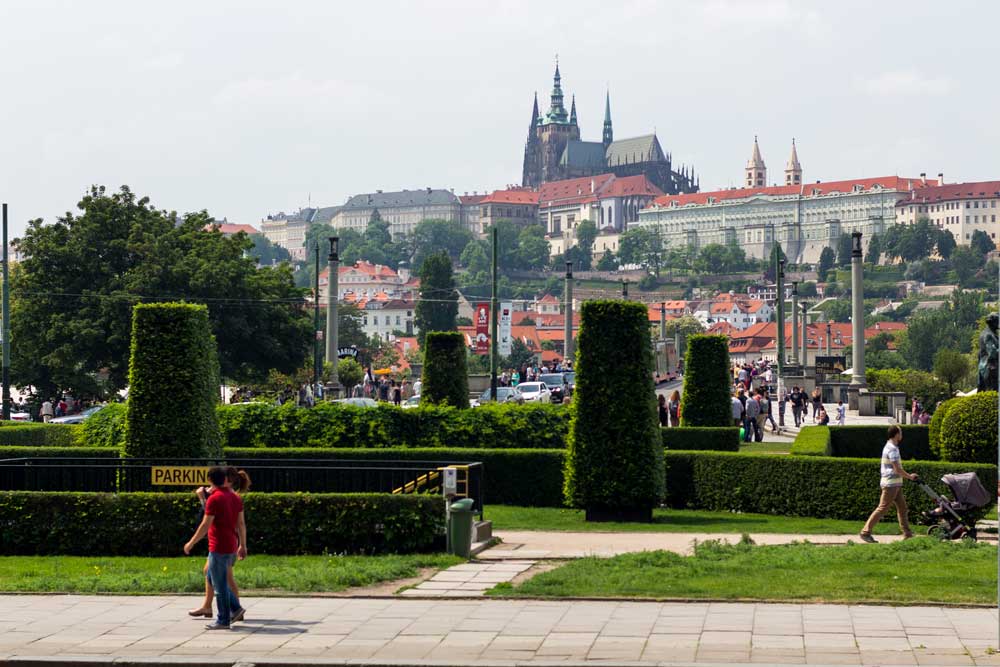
[920,172,926,185]
[937,172,944,185]
[590,178,595,193]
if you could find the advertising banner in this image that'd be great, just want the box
[475,302,490,354]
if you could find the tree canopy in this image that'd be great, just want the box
[414,251,458,346]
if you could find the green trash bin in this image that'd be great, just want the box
[448,498,476,558]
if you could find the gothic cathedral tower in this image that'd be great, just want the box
[745,136,766,188]
[521,62,580,187]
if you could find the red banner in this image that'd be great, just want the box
[475,302,490,355]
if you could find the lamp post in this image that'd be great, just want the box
[622,279,629,299]
[800,301,809,370]
[564,261,574,364]
[826,319,832,357]
[790,281,799,366]
[850,232,866,387]
[776,256,785,377]
[313,243,321,400]
[325,236,340,397]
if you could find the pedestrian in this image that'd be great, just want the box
[790,386,804,427]
[754,390,768,441]
[859,425,916,543]
[731,392,744,428]
[817,407,830,425]
[657,394,669,427]
[744,391,760,442]
[188,468,251,620]
[811,388,823,423]
[918,409,930,425]
[836,400,846,426]
[667,390,681,427]
[911,398,919,425]
[40,398,54,423]
[778,388,787,427]
[392,380,402,407]
[184,466,247,630]
[401,379,413,400]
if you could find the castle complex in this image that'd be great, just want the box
[520,63,699,197]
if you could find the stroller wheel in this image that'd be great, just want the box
[927,525,945,539]
[962,528,978,543]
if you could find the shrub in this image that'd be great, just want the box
[828,425,933,461]
[123,303,222,460]
[940,391,999,464]
[0,423,78,447]
[421,332,469,409]
[565,300,664,515]
[680,335,731,427]
[928,397,959,459]
[664,451,997,523]
[868,368,949,411]
[81,403,127,450]
[662,427,739,452]
[0,491,444,556]
[790,426,830,456]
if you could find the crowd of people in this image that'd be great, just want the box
[497,359,572,388]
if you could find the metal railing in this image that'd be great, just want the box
[0,457,485,518]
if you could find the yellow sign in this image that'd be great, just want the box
[151,466,210,486]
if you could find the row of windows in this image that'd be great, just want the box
[362,314,413,326]
[912,200,998,213]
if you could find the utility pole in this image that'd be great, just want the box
[659,302,667,340]
[1,204,9,421]
[800,302,809,370]
[790,281,800,366]
[564,261,574,364]
[313,243,321,400]
[490,226,499,400]
[776,256,785,372]
[325,237,340,397]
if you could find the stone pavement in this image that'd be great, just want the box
[1,594,999,666]
[399,560,535,597]
[482,531,907,559]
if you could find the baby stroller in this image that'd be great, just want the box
[918,472,991,541]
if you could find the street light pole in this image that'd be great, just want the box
[490,226,499,399]
[325,237,340,397]
[564,261,574,364]
[790,281,799,366]
[1,204,9,421]
[313,243,321,400]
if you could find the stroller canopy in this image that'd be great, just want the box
[941,472,991,508]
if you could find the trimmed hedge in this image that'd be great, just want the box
[0,423,79,447]
[421,331,469,409]
[124,303,222,460]
[217,401,570,449]
[828,425,934,461]
[663,451,997,523]
[662,427,739,452]
[928,397,958,459]
[565,300,664,512]
[940,391,998,464]
[790,426,830,456]
[82,403,126,450]
[0,491,444,556]
[680,335,731,427]
[0,446,120,460]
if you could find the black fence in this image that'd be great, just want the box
[0,457,484,517]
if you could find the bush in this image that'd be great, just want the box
[216,402,569,449]
[929,397,959,459]
[867,368,949,411]
[421,332,469,409]
[124,303,222,460]
[664,451,997,522]
[565,300,664,514]
[0,491,444,556]
[0,423,79,447]
[790,426,830,456]
[828,425,934,461]
[940,391,999,464]
[662,427,739,452]
[680,335,731,426]
[81,403,127,450]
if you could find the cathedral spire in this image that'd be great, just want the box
[602,89,613,148]
[784,138,802,185]
[529,92,539,130]
[570,94,577,125]
[745,135,767,188]
[546,58,568,123]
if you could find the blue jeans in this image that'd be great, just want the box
[207,552,240,625]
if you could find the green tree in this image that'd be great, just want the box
[11,186,311,396]
[337,358,364,395]
[662,315,705,338]
[936,229,956,259]
[459,238,490,276]
[517,225,551,270]
[421,331,468,409]
[574,219,598,269]
[836,233,853,267]
[680,334,731,426]
[764,242,786,282]
[817,246,836,281]
[933,348,970,395]
[864,234,881,265]
[971,229,996,256]
[414,251,458,346]
[596,250,617,271]
[618,228,664,276]
[412,218,474,271]
[695,244,728,274]
[822,299,853,323]
[247,233,292,265]
[485,220,524,272]
[952,246,982,287]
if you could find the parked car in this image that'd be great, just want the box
[332,397,378,408]
[49,405,105,425]
[472,386,524,407]
[402,395,421,409]
[516,382,551,403]
[538,373,571,403]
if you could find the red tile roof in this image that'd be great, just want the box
[539,173,663,210]
[649,176,926,209]
[599,174,663,198]
[480,188,539,205]
[208,223,260,236]
[898,180,1000,206]
[459,194,487,205]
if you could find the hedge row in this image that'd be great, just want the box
[0,424,80,447]
[663,451,997,522]
[827,425,933,460]
[662,427,739,452]
[789,426,830,456]
[0,491,444,556]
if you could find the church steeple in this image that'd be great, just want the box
[602,90,613,148]
[545,59,569,124]
[569,94,577,125]
[528,92,539,134]
[745,135,767,188]
[784,138,802,185]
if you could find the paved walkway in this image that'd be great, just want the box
[483,531,908,559]
[1,595,998,665]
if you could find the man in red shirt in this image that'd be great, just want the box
[184,467,247,630]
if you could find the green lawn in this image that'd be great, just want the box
[490,538,995,604]
[0,554,461,594]
[487,505,903,535]
[739,440,792,454]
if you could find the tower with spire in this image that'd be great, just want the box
[602,90,613,148]
[745,136,767,188]
[522,59,580,187]
[785,138,802,185]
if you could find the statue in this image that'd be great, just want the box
[977,313,999,393]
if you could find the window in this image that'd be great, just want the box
[396,316,401,326]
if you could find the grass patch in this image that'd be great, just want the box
[490,538,995,604]
[487,505,901,535]
[0,554,462,594]
[739,441,792,454]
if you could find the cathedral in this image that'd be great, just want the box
[520,63,699,196]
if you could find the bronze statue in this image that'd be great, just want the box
[977,313,998,392]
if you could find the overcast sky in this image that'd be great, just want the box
[1,0,996,237]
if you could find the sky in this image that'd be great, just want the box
[1,0,997,237]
